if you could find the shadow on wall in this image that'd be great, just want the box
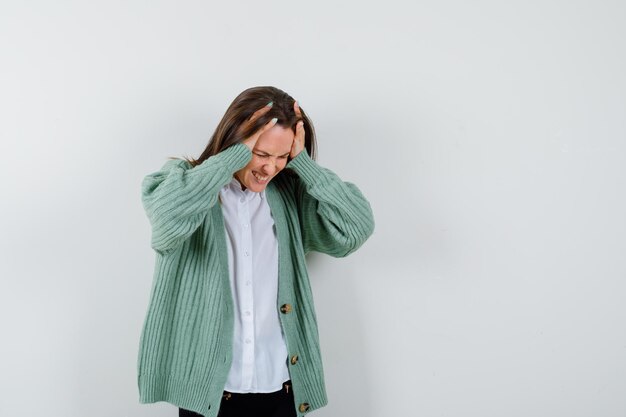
[306,252,374,417]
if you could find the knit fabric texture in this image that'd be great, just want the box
[137,143,374,417]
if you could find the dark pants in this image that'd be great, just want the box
[179,381,296,417]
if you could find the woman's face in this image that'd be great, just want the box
[234,125,294,192]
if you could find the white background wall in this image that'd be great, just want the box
[1,1,625,416]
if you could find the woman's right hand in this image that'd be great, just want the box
[240,102,277,151]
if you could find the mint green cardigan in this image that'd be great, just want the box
[137,143,374,417]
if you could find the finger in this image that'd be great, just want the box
[290,125,305,158]
[264,117,278,131]
[238,102,273,135]
[294,101,302,117]
[295,120,305,138]
[242,117,277,150]
[252,117,278,139]
[248,101,274,123]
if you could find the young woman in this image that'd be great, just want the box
[137,86,374,417]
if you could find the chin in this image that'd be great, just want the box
[243,174,271,193]
[247,184,267,193]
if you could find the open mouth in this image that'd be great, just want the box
[252,171,269,183]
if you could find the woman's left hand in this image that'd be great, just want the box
[290,101,305,158]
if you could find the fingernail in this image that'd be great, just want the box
[266,101,273,107]
[271,117,278,124]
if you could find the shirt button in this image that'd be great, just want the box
[245,338,251,344]
[239,197,245,203]
[280,304,292,314]
[244,251,249,257]
[290,354,299,365]
[246,281,251,286]
[243,223,249,228]
[244,311,251,316]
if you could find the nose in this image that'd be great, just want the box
[261,159,277,176]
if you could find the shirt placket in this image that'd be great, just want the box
[238,194,255,389]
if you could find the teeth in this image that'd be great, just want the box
[253,172,268,181]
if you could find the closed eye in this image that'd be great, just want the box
[253,152,290,159]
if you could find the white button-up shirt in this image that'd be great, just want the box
[219,178,290,393]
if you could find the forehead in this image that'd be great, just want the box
[254,125,294,154]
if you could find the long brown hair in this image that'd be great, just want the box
[182,86,317,167]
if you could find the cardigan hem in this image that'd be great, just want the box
[139,373,225,417]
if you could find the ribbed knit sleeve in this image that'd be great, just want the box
[286,150,375,257]
[141,144,251,254]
